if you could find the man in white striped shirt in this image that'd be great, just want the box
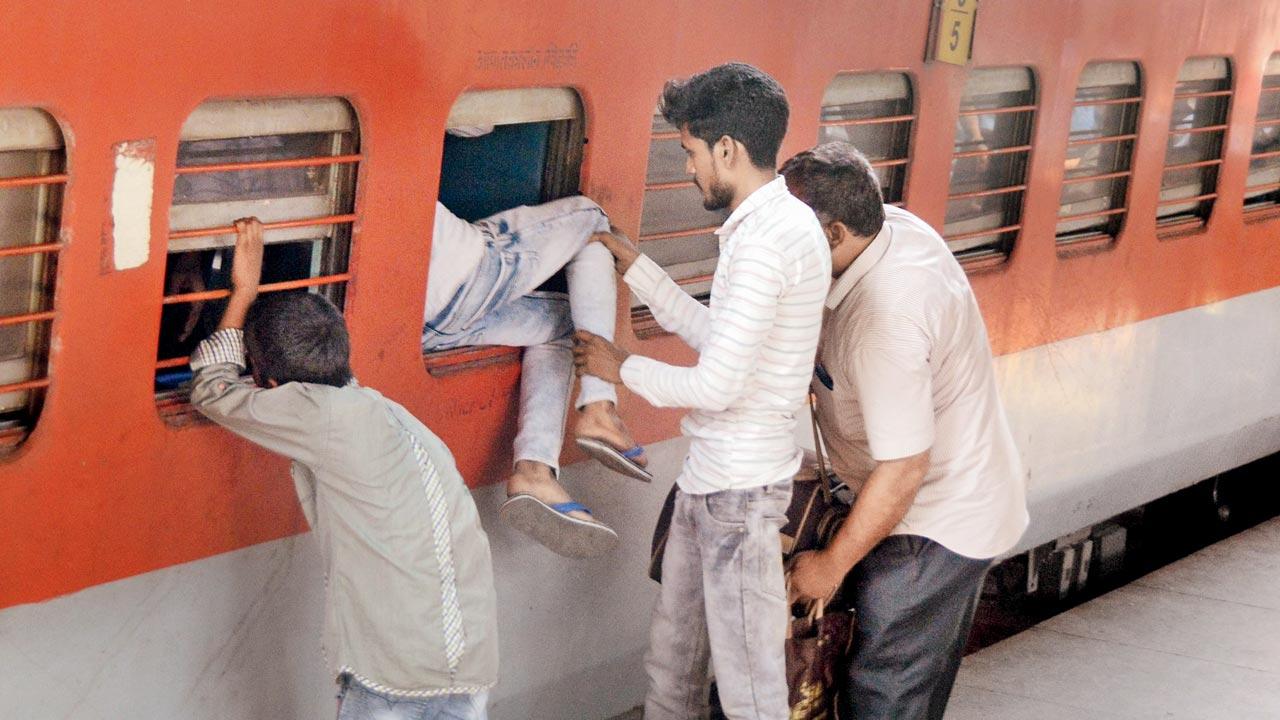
[575,63,830,720]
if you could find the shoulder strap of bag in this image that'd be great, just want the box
[808,388,834,505]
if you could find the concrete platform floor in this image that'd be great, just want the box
[946,515,1280,719]
[608,515,1280,719]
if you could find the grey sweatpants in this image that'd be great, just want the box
[644,480,793,720]
[838,534,991,720]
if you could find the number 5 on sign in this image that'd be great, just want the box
[931,0,977,66]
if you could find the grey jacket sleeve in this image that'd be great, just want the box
[189,328,331,468]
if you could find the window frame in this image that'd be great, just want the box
[1244,52,1280,218]
[943,66,1040,271]
[0,107,66,455]
[1055,60,1144,252]
[1156,56,1234,237]
[817,70,917,207]
[155,97,361,422]
[424,87,587,375]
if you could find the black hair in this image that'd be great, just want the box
[660,62,789,170]
[243,292,353,388]
[780,141,886,238]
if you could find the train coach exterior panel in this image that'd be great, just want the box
[0,2,1278,717]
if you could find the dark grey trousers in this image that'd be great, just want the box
[838,534,991,720]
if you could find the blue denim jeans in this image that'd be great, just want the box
[336,677,488,720]
[644,480,793,720]
[422,197,617,473]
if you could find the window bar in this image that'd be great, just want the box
[948,184,1027,202]
[869,157,911,169]
[173,153,362,175]
[1246,180,1280,193]
[0,311,55,328]
[638,225,722,242]
[651,130,681,141]
[644,179,697,192]
[945,223,1022,243]
[1166,124,1229,136]
[1250,148,1280,162]
[168,213,357,241]
[953,144,1033,160]
[1162,158,1223,173]
[957,104,1037,118]
[1066,133,1139,148]
[0,173,70,189]
[1253,117,1280,128]
[1156,192,1218,206]
[1171,89,1233,100]
[1072,96,1143,109]
[0,242,61,259]
[1058,206,1128,224]
[818,114,916,129]
[675,273,713,288]
[1062,169,1133,186]
[0,378,52,395]
[162,273,352,305]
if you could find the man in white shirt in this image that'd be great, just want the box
[782,142,1028,720]
[575,63,831,720]
[424,198,651,559]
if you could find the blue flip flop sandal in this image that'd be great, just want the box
[499,493,619,558]
[575,437,654,483]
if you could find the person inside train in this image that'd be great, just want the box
[575,62,831,720]
[780,142,1028,720]
[424,194,651,559]
[189,219,499,719]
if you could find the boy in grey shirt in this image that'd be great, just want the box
[189,219,498,719]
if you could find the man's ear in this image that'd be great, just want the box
[715,135,737,167]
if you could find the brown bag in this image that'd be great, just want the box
[649,390,850,583]
[787,599,855,720]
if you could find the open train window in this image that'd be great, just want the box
[155,98,360,419]
[425,88,585,374]
[632,105,727,337]
[1157,57,1232,235]
[1056,62,1143,249]
[0,108,64,455]
[819,72,915,206]
[943,67,1037,269]
[1244,53,1280,215]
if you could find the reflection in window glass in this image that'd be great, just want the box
[1245,53,1280,211]
[819,72,915,204]
[156,98,359,402]
[0,108,63,453]
[943,67,1037,263]
[1056,62,1142,244]
[1157,57,1231,229]
[635,110,727,313]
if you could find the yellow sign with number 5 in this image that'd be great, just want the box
[934,0,977,65]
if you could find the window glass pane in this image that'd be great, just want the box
[1159,58,1231,226]
[646,136,689,185]
[173,134,335,204]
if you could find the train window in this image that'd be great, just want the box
[818,72,915,205]
[1157,57,1232,234]
[943,67,1037,268]
[426,88,585,374]
[0,108,64,454]
[633,106,727,336]
[1244,53,1280,214]
[1056,62,1142,247]
[155,98,359,417]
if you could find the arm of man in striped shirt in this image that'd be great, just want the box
[620,237,789,412]
[625,253,713,352]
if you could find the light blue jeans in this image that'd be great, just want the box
[422,197,618,473]
[337,678,488,720]
[645,480,793,720]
